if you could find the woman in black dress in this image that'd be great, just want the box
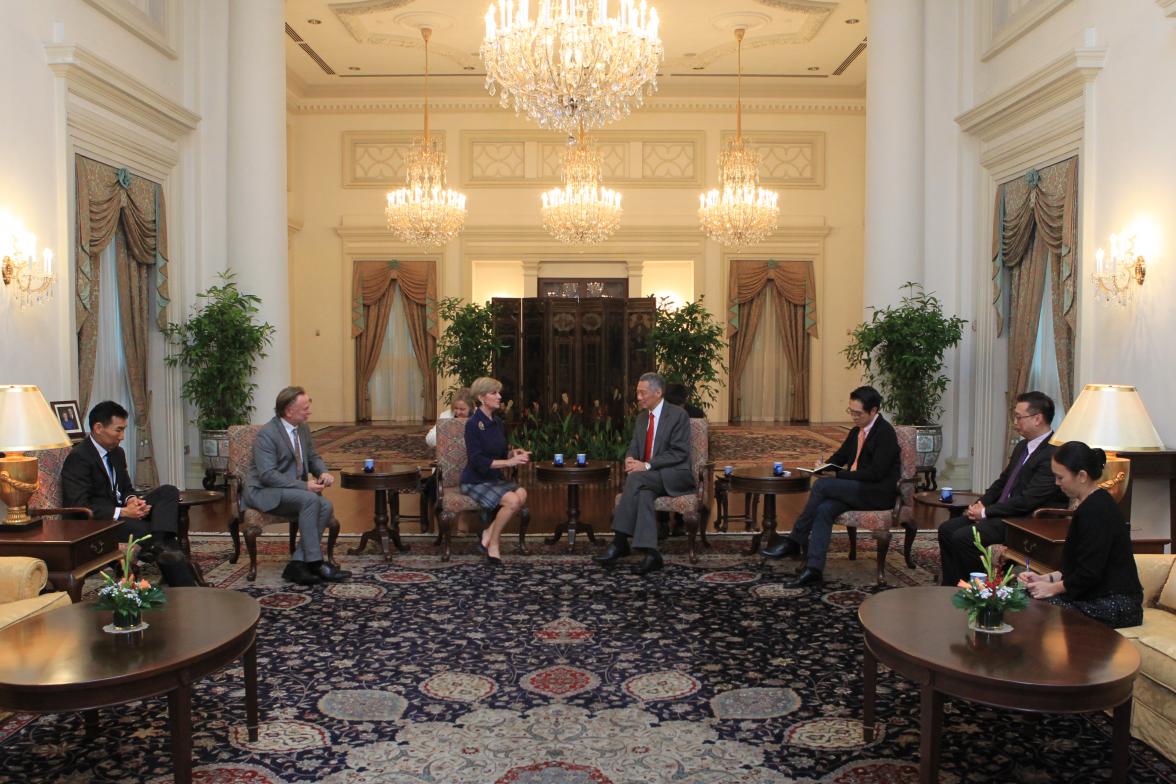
[1017,440,1143,628]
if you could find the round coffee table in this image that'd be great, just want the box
[727,467,810,554]
[911,490,981,529]
[536,461,614,547]
[341,463,423,560]
[0,587,260,784]
[178,489,224,586]
[859,586,1140,784]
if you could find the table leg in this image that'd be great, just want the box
[176,506,209,587]
[388,493,409,553]
[1112,698,1132,784]
[748,495,778,554]
[82,709,99,739]
[349,488,390,557]
[918,685,943,784]
[567,484,584,547]
[862,645,877,743]
[244,636,259,743]
[168,682,194,784]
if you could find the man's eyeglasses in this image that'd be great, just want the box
[1011,412,1038,422]
[846,408,868,418]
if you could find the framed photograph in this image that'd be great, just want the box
[50,400,84,440]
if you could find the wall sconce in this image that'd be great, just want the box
[0,213,55,308]
[1092,232,1146,305]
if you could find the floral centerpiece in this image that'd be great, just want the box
[95,535,167,631]
[950,528,1029,631]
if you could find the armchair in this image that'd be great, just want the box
[0,556,71,630]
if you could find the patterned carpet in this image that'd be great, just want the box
[1,535,1173,783]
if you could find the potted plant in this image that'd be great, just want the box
[842,282,967,470]
[163,271,275,489]
[649,296,727,413]
[430,297,506,400]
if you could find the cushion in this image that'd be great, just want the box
[654,495,700,515]
[1154,559,1176,612]
[837,510,894,531]
[0,592,71,631]
[1120,606,1176,641]
[0,556,48,603]
[1132,627,1176,694]
[442,493,481,514]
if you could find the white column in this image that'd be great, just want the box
[627,259,645,297]
[522,259,540,297]
[227,0,290,414]
[864,0,924,310]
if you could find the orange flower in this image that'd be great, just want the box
[956,580,970,589]
[137,579,151,590]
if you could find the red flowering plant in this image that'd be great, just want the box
[950,527,1029,626]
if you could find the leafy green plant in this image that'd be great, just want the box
[649,296,727,412]
[509,401,633,462]
[430,298,505,399]
[162,271,275,430]
[842,283,967,425]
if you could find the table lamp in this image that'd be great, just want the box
[1051,384,1164,502]
[0,385,73,529]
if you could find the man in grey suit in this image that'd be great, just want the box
[244,386,350,586]
[594,372,694,575]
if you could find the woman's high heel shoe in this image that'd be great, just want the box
[486,555,503,566]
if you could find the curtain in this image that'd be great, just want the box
[75,156,170,484]
[1027,267,1066,429]
[352,260,438,421]
[727,259,818,422]
[991,157,1078,442]
[90,240,138,472]
[369,288,426,421]
[738,291,793,421]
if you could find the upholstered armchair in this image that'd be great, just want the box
[433,417,530,561]
[613,418,712,564]
[834,424,919,585]
[0,557,71,630]
[226,425,339,581]
[25,446,95,521]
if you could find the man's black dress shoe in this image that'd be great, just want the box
[631,551,664,576]
[282,560,322,586]
[760,539,801,559]
[317,563,351,582]
[786,567,823,588]
[593,541,631,565]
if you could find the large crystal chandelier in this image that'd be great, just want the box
[541,127,623,245]
[698,29,779,248]
[386,28,467,248]
[481,0,663,133]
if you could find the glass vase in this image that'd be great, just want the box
[112,607,142,630]
[975,605,1005,631]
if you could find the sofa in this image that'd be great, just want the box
[0,556,71,630]
[1119,553,1176,762]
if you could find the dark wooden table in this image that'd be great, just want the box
[1003,516,1171,572]
[0,518,123,601]
[727,467,811,554]
[177,489,223,587]
[536,461,613,547]
[859,586,1140,784]
[912,490,981,530]
[341,463,422,560]
[0,587,260,784]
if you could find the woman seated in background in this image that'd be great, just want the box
[1018,440,1143,628]
[426,387,476,448]
[462,377,529,565]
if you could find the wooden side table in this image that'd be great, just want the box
[727,467,810,554]
[536,461,613,548]
[177,489,223,587]
[911,490,981,530]
[341,463,422,560]
[1003,516,1171,572]
[0,519,123,602]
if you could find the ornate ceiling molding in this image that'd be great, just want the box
[290,95,863,116]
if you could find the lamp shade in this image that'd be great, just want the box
[0,385,72,451]
[1051,384,1164,452]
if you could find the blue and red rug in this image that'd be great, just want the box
[0,536,1172,783]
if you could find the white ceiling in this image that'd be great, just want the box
[285,0,868,98]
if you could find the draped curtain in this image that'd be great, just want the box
[991,157,1078,442]
[369,289,426,421]
[727,260,818,422]
[352,260,438,421]
[75,156,171,484]
[739,291,792,421]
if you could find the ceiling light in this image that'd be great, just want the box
[540,125,623,245]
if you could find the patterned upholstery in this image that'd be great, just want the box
[226,424,338,582]
[613,418,712,563]
[834,425,919,585]
[26,447,76,512]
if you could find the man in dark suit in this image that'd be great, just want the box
[761,386,901,587]
[938,391,1067,586]
[595,372,694,575]
[61,400,197,586]
[243,386,350,586]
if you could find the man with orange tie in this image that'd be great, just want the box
[761,386,900,587]
[595,372,694,575]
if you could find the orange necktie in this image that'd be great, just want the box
[851,428,866,470]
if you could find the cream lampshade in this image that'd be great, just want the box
[1051,384,1164,502]
[0,385,72,528]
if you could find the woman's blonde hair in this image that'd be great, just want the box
[470,377,502,407]
[451,387,477,412]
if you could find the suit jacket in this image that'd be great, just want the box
[244,417,327,513]
[627,402,695,496]
[827,415,901,509]
[979,434,1067,519]
[461,408,508,485]
[61,437,135,519]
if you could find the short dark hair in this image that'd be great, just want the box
[1016,391,1055,424]
[1053,440,1106,481]
[88,400,128,430]
[664,383,688,406]
[639,372,665,393]
[275,386,307,418]
[850,385,882,413]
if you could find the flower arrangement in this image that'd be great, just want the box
[95,535,167,630]
[950,527,1029,630]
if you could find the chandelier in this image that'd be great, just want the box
[0,214,55,308]
[481,0,663,133]
[386,28,467,248]
[698,29,779,248]
[1092,233,1148,306]
[541,127,623,245]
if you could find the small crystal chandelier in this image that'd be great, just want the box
[386,28,467,248]
[1092,233,1147,306]
[481,0,663,133]
[698,29,779,248]
[541,126,623,245]
[0,214,55,309]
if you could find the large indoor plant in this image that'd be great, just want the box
[430,297,506,399]
[163,271,275,489]
[842,282,967,468]
[649,296,727,413]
